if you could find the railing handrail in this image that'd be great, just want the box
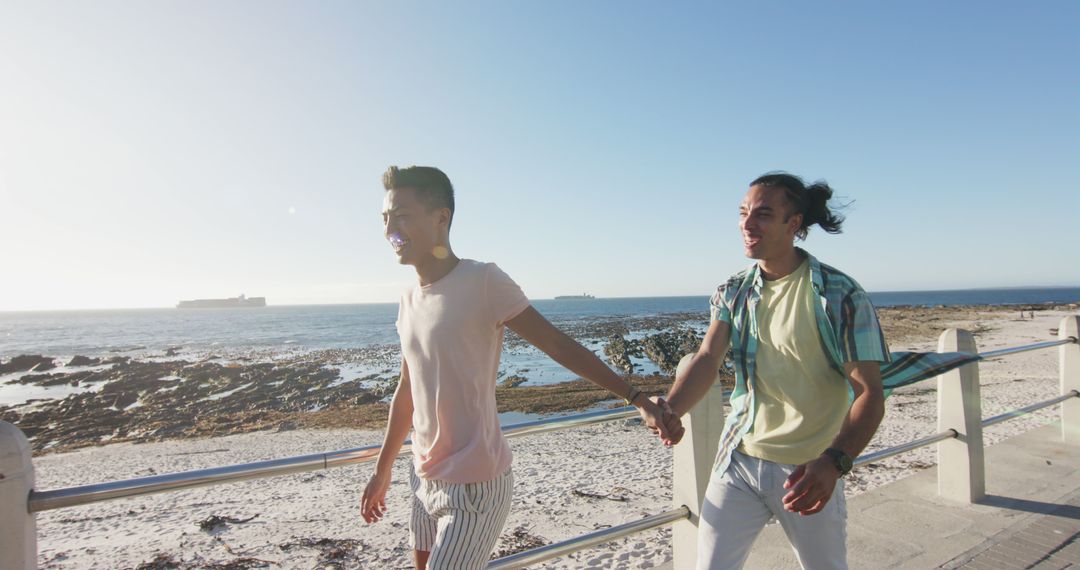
[976,337,1076,360]
[486,506,690,569]
[28,392,732,513]
[27,334,1078,513]
[11,327,1078,568]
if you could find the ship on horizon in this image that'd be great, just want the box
[176,294,266,309]
[554,293,596,300]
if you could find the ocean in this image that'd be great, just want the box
[1,287,1077,407]
[2,288,1078,360]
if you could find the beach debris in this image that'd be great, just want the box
[135,553,183,569]
[572,487,630,502]
[198,559,274,570]
[492,527,549,558]
[279,537,364,569]
[198,514,260,532]
[133,553,274,570]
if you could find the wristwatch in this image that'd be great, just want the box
[823,448,853,476]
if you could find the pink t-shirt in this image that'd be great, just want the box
[396,259,529,483]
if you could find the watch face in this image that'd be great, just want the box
[826,448,852,475]
[839,455,853,474]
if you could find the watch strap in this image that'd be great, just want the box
[823,447,852,476]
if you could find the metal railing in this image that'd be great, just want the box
[5,330,1078,570]
[488,506,691,570]
[982,390,1079,428]
[849,336,1079,469]
[28,393,730,513]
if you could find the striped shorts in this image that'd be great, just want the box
[409,467,514,569]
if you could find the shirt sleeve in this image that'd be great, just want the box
[838,288,890,363]
[709,285,733,325]
[485,263,531,326]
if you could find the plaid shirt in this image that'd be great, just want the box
[709,249,980,475]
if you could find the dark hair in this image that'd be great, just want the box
[382,165,455,227]
[750,172,845,240]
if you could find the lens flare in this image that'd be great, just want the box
[432,245,449,259]
[388,233,406,249]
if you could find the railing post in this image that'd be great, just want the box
[672,354,725,570]
[936,328,985,503]
[1061,316,1080,444]
[0,422,36,570]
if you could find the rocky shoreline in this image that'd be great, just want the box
[2,303,1072,455]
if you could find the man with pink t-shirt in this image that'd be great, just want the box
[360,166,680,569]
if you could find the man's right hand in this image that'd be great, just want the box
[360,472,391,523]
[655,397,685,445]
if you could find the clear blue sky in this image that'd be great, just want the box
[1,1,1077,310]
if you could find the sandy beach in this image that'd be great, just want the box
[22,307,1079,568]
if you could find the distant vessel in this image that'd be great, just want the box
[554,293,596,300]
[176,294,266,309]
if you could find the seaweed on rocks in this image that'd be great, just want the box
[603,334,641,373]
[639,329,702,374]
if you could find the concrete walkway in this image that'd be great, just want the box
[739,423,1080,569]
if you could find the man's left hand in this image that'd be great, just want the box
[782,455,840,516]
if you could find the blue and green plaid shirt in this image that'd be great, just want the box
[709,249,980,475]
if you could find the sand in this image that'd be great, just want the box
[27,309,1078,569]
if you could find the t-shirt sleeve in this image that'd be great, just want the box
[838,288,890,364]
[485,263,531,326]
[709,285,733,325]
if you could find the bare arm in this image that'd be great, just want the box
[830,361,886,458]
[666,319,732,417]
[360,359,415,523]
[506,306,680,442]
[782,361,884,515]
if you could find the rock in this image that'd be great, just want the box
[67,355,101,367]
[640,328,703,374]
[111,392,139,409]
[603,335,637,373]
[0,355,55,374]
[499,375,528,388]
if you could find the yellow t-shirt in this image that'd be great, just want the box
[737,260,850,465]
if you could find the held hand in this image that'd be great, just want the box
[360,472,391,523]
[781,456,840,516]
[655,397,685,445]
[637,397,677,444]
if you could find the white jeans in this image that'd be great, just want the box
[697,450,847,570]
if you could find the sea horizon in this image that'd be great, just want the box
[2,284,1079,314]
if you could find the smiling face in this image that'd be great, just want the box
[381,187,450,267]
[738,184,801,261]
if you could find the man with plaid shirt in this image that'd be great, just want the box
[664,172,885,569]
